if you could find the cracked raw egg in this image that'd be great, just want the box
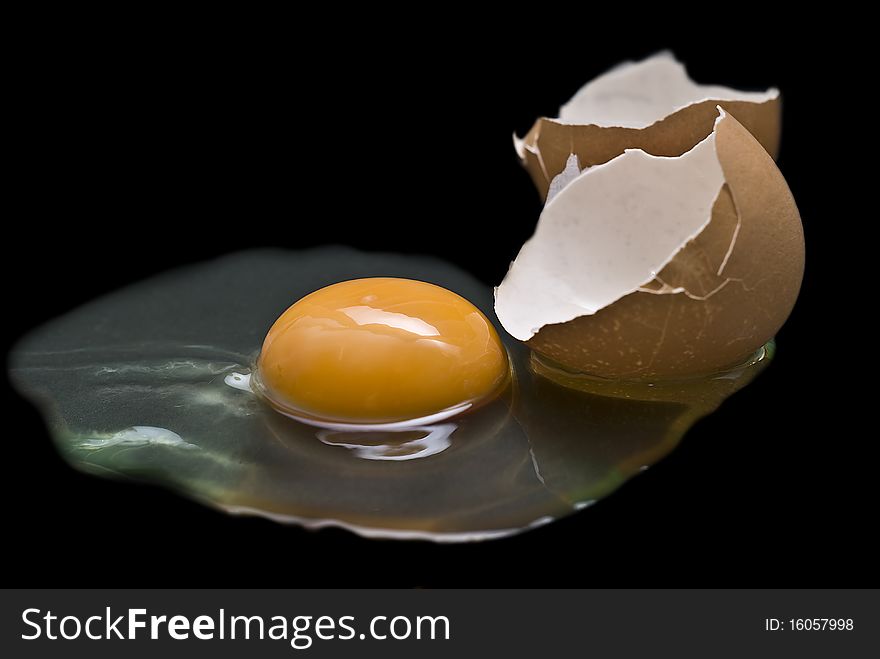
[8,53,803,542]
[255,278,509,427]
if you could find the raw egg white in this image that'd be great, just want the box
[9,249,774,540]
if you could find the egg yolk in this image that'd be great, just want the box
[256,278,509,426]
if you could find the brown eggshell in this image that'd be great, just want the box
[521,97,780,200]
[525,112,804,379]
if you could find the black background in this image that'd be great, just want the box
[6,18,871,586]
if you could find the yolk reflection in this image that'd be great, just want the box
[256,278,509,425]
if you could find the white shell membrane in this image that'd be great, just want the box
[558,51,777,129]
[496,113,728,341]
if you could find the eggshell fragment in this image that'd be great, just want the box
[515,52,781,200]
[496,110,804,379]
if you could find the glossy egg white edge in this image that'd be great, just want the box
[496,108,736,342]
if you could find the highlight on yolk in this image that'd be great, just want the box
[255,278,510,426]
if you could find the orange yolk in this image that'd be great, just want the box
[256,278,509,425]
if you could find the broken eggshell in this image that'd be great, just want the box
[515,51,781,200]
[495,109,804,379]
